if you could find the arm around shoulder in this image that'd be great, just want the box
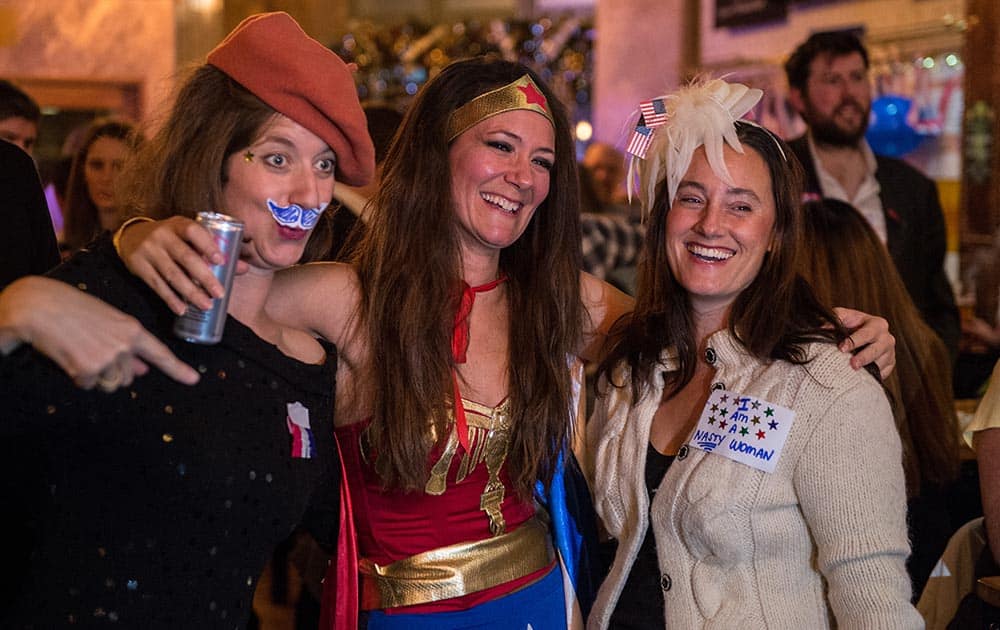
[578,271,634,363]
[268,262,361,351]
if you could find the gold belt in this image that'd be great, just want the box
[359,516,554,609]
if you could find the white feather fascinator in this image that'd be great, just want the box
[625,78,764,216]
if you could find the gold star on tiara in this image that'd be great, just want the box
[446,75,554,141]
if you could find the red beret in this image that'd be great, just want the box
[207,12,375,187]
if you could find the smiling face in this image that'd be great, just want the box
[84,135,131,226]
[666,144,776,322]
[447,109,555,263]
[793,51,871,147]
[222,114,336,271]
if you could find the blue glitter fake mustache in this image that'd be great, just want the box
[266,199,329,230]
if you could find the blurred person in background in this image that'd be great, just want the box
[955,227,1000,398]
[918,359,1000,628]
[581,142,627,210]
[0,79,40,156]
[785,31,961,363]
[800,197,961,599]
[580,142,643,295]
[60,118,142,255]
[0,138,59,288]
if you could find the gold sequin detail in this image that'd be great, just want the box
[425,398,511,536]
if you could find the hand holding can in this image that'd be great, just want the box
[173,212,244,344]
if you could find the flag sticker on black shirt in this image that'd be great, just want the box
[286,402,316,459]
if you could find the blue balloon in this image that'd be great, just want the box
[865,95,924,157]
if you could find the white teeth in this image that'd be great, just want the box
[481,193,522,214]
[687,244,733,261]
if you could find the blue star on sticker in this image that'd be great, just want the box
[768,420,778,430]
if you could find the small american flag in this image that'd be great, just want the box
[626,125,654,159]
[639,99,669,127]
[286,402,316,459]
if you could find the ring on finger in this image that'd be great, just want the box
[96,364,123,392]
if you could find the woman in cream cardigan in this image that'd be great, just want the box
[586,79,922,629]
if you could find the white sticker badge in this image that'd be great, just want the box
[689,389,794,473]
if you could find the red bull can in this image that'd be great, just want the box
[173,212,244,344]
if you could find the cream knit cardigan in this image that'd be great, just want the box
[586,330,923,629]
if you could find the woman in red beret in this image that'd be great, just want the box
[0,12,372,628]
[59,118,143,255]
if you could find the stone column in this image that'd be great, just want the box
[591,0,695,145]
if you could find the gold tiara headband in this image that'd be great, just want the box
[446,75,555,141]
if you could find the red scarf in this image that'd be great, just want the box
[451,274,507,452]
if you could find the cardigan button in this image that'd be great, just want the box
[704,347,717,365]
[711,381,725,391]
[677,445,689,460]
[660,573,672,591]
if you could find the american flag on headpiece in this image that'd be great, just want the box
[626,125,654,159]
[639,98,669,127]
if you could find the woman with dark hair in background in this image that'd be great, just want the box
[800,197,961,599]
[60,118,142,254]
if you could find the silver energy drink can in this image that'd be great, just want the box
[173,212,244,344]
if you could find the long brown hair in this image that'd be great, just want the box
[354,57,584,496]
[599,123,846,399]
[119,66,275,223]
[800,198,959,494]
[62,118,141,252]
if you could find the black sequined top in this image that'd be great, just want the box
[0,237,339,629]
